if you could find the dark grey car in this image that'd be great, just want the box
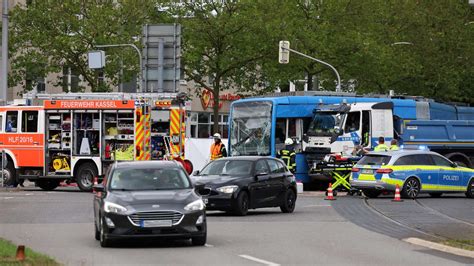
[93,161,206,247]
[192,156,297,216]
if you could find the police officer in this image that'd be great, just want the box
[277,138,296,173]
[210,133,227,161]
[390,139,400,151]
[374,136,389,152]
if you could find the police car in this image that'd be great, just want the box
[350,150,474,199]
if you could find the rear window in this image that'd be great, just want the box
[357,155,391,166]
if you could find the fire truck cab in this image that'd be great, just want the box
[0,93,188,191]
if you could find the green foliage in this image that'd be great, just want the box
[9,0,159,93]
[0,238,59,265]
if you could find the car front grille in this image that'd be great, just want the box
[128,211,183,225]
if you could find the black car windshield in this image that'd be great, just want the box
[110,167,191,190]
[200,160,253,176]
[357,155,392,166]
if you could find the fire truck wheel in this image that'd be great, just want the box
[37,179,60,191]
[2,161,17,187]
[76,162,98,192]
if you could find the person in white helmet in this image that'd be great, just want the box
[277,138,296,173]
[210,133,227,160]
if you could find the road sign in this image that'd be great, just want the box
[142,24,181,93]
[88,51,105,69]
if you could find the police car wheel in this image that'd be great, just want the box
[402,178,420,199]
[466,179,474,198]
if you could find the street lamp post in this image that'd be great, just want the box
[279,41,341,92]
[95,44,144,93]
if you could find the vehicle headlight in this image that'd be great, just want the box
[216,185,239,194]
[184,199,205,211]
[104,201,127,214]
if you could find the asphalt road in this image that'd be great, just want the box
[0,187,472,265]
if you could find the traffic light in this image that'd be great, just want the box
[279,41,290,64]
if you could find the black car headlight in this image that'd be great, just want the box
[104,201,127,214]
[184,199,205,211]
[216,185,239,194]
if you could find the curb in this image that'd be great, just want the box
[403,237,474,259]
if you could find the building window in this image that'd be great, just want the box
[188,112,229,139]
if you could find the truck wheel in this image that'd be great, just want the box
[2,161,17,187]
[76,162,98,192]
[466,178,474,199]
[37,179,60,191]
[362,190,381,198]
[401,177,420,199]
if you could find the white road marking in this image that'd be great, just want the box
[2,197,14,200]
[204,243,214,247]
[239,255,280,266]
[25,193,33,196]
[403,237,474,259]
[301,204,331,208]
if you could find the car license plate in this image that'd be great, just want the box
[361,169,373,174]
[140,220,172,228]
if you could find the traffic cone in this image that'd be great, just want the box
[16,245,25,261]
[392,184,403,202]
[325,183,336,200]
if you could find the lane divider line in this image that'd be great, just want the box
[204,244,214,247]
[239,254,280,266]
[403,237,474,259]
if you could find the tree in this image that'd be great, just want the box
[9,0,160,94]
[172,1,277,135]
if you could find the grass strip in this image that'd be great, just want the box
[441,239,474,251]
[0,238,59,265]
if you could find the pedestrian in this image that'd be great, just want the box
[210,133,227,161]
[390,139,400,151]
[277,138,296,173]
[374,136,389,152]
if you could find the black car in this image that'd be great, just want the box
[93,161,206,247]
[191,156,297,216]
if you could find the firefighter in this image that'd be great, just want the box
[374,136,389,152]
[277,138,297,173]
[210,133,227,161]
[390,139,400,151]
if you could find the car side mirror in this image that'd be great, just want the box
[93,184,104,193]
[451,162,458,168]
[194,183,210,196]
[193,170,200,176]
[334,128,342,135]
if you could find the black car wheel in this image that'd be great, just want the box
[362,190,381,198]
[37,179,60,191]
[402,177,420,199]
[280,189,296,213]
[466,178,474,198]
[76,162,98,192]
[429,193,443,198]
[191,232,207,246]
[233,191,249,216]
[99,218,112,247]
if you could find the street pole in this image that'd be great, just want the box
[283,46,342,92]
[95,44,143,93]
[1,0,9,104]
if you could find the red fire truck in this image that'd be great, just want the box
[0,93,189,191]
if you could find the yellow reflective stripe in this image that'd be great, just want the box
[358,174,376,181]
[421,184,466,191]
[380,177,403,186]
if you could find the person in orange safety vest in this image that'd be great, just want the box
[210,133,227,161]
